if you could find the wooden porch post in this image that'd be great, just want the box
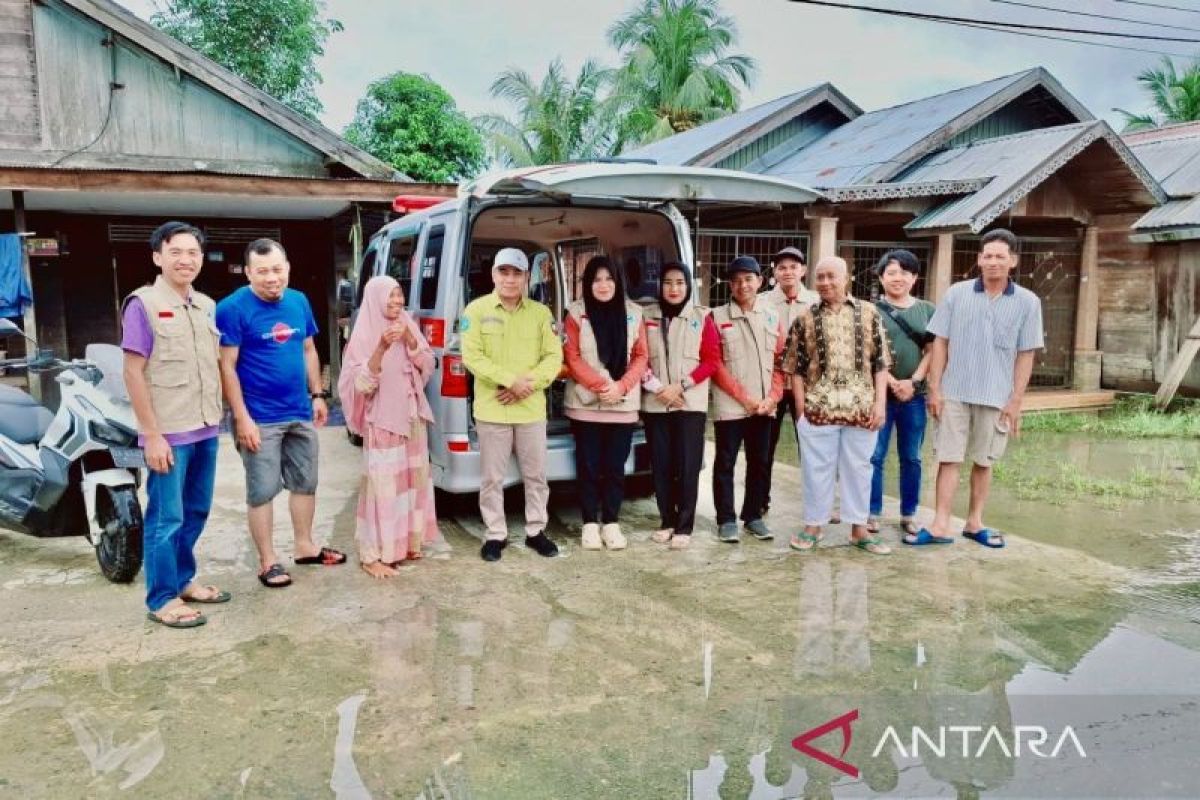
[11,190,41,401]
[807,214,838,289]
[1071,225,1102,391]
[927,232,955,303]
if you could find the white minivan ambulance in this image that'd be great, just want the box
[348,162,820,493]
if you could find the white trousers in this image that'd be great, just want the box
[797,418,878,527]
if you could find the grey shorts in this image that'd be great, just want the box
[238,421,319,507]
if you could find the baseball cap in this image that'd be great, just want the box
[492,247,529,271]
[774,246,806,265]
[727,255,761,276]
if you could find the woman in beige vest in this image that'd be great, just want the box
[642,262,721,550]
[563,256,648,551]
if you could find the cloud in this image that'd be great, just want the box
[117,0,1178,132]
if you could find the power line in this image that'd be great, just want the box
[785,0,1200,42]
[988,0,1200,34]
[1112,0,1200,16]
[949,17,1192,58]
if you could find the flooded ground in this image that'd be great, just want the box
[0,421,1197,798]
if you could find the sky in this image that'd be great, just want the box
[117,0,1199,137]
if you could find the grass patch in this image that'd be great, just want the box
[992,456,1193,507]
[1024,395,1200,439]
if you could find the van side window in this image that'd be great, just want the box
[356,246,378,306]
[385,233,419,302]
[418,225,445,310]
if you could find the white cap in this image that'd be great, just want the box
[492,247,529,271]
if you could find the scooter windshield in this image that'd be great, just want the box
[84,344,131,403]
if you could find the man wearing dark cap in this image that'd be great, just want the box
[762,245,819,515]
[710,256,788,543]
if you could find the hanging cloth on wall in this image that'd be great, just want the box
[0,234,33,319]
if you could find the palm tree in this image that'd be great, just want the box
[1118,57,1200,132]
[607,0,756,148]
[474,58,615,167]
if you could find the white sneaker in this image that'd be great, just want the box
[581,523,602,550]
[651,528,673,544]
[600,523,627,550]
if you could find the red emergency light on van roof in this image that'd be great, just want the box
[393,194,445,214]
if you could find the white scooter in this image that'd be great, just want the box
[0,319,144,582]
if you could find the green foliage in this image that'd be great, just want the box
[607,0,755,148]
[1022,395,1200,438]
[474,59,616,167]
[1117,56,1200,132]
[151,0,341,120]
[344,72,486,182]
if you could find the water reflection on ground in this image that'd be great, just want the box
[0,427,1197,798]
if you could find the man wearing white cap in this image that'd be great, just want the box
[461,247,564,562]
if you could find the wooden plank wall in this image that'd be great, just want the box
[1095,213,1157,388]
[1155,240,1200,394]
[0,0,40,150]
[1095,213,1200,394]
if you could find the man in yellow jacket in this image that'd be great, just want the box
[461,248,564,562]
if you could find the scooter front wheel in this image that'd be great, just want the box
[95,485,144,583]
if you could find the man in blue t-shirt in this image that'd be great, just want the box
[216,238,345,589]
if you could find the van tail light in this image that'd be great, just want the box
[420,318,445,348]
[447,438,470,453]
[441,354,469,397]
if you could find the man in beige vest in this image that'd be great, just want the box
[762,245,819,516]
[710,256,788,543]
[122,221,228,628]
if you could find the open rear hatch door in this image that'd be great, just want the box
[460,163,823,206]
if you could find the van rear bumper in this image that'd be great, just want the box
[432,430,649,494]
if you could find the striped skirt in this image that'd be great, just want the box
[355,419,440,564]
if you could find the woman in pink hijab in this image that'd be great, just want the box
[338,275,440,579]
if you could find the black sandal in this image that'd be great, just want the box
[294,546,347,566]
[258,563,292,588]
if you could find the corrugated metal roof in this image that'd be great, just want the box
[901,121,1164,232]
[1125,132,1200,197]
[1132,196,1200,230]
[763,71,1039,187]
[620,86,826,166]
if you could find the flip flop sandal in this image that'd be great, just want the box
[405,551,423,561]
[258,563,293,588]
[903,527,955,546]
[852,536,892,555]
[146,608,206,628]
[295,546,347,566]
[789,532,823,551]
[866,518,881,534]
[182,585,232,604]
[963,528,1005,548]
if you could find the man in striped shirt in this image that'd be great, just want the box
[924,229,1044,549]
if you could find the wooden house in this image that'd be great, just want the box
[0,0,452,375]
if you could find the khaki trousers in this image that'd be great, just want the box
[476,420,549,540]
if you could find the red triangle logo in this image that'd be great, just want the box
[791,708,860,778]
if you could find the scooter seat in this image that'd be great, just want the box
[0,384,53,445]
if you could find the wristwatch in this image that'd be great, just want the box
[310,391,331,400]
[680,376,694,391]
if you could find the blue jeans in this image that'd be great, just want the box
[869,395,927,518]
[144,437,218,612]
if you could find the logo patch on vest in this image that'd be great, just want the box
[158,310,174,319]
